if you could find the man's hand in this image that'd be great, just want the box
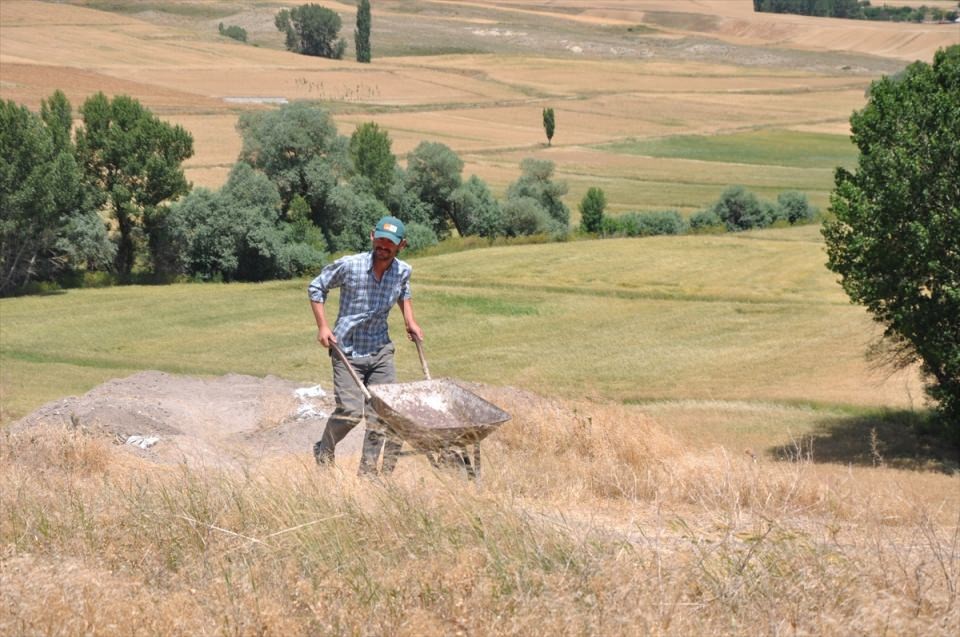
[405,320,424,343]
[317,326,336,348]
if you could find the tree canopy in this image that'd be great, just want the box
[355,0,371,63]
[542,108,555,146]
[75,92,193,275]
[1,92,112,294]
[823,45,960,433]
[275,4,346,59]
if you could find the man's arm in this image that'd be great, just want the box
[308,259,345,349]
[311,301,336,348]
[398,298,423,342]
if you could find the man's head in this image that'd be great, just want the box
[371,215,407,261]
[373,216,405,245]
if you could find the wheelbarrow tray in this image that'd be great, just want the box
[368,378,510,450]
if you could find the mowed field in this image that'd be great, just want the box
[2,2,959,634]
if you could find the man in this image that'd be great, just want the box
[308,215,424,476]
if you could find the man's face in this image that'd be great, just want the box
[371,234,404,261]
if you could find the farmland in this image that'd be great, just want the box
[1,1,959,635]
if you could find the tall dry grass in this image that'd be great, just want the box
[2,391,957,636]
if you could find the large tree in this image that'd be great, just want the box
[823,45,960,433]
[355,0,371,63]
[404,141,464,237]
[1,92,112,294]
[349,122,395,201]
[276,4,346,59]
[505,158,569,229]
[75,93,193,275]
[237,101,350,245]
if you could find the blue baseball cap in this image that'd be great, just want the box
[374,216,405,244]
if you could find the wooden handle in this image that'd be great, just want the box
[329,342,372,401]
[413,337,431,380]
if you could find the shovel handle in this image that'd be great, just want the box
[328,342,373,401]
[413,336,432,380]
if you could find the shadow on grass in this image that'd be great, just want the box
[769,410,959,475]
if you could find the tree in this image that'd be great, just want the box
[75,92,193,274]
[1,93,112,294]
[355,0,371,63]
[450,175,502,238]
[505,158,569,230]
[404,141,464,237]
[157,163,324,281]
[824,46,960,433]
[578,187,606,233]
[237,101,350,245]
[349,122,395,201]
[709,185,770,231]
[542,107,555,146]
[275,4,346,59]
[776,191,817,224]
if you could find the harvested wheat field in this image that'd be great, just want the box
[2,370,958,635]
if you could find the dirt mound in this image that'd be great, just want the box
[10,371,350,468]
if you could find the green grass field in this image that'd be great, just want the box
[597,130,859,169]
[0,225,924,440]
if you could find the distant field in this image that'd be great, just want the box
[4,0,948,212]
[598,130,859,169]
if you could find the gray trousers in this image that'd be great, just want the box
[314,342,403,476]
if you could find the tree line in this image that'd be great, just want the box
[0,94,572,294]
[754,0,959,22]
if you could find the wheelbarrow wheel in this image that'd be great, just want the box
[433,445,479,480]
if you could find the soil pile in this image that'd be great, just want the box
[9,371,360,467]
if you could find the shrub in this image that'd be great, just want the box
[218,23,248,42]
[709,185,771,231]
[608,210,688,237]
[578,187,606,233]
[403,222,439,253]
[501,197,553,237]
[776,191,818,224]
[689,208,724,232]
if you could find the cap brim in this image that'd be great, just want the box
[374,230,402,244]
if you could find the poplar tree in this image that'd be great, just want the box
[355,0,371,63]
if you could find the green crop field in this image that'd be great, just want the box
[597,129,859,170]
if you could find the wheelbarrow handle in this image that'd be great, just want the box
[329,342,373,401]
[413,336,432,380]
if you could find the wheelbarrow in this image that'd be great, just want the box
[330,339,510,478]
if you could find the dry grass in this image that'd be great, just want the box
[2,390,957,635]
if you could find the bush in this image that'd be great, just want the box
[403,222,439,253]
[578,187,606,233]
[218,23,248,42]
[776,191,818,224]
[605,210,688,237]
[501,197,554,237]
[688,208,724,232]
[710,185,771,231]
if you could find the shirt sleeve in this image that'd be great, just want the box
[307,258,346,303]
[399,265,412,301]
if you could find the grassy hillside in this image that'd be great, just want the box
[0,225,919,419]
[2,3,958,634]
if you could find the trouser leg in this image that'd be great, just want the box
[314,353,367,466]
[358,343,400,476]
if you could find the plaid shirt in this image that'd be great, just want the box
[308,251,413,357]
